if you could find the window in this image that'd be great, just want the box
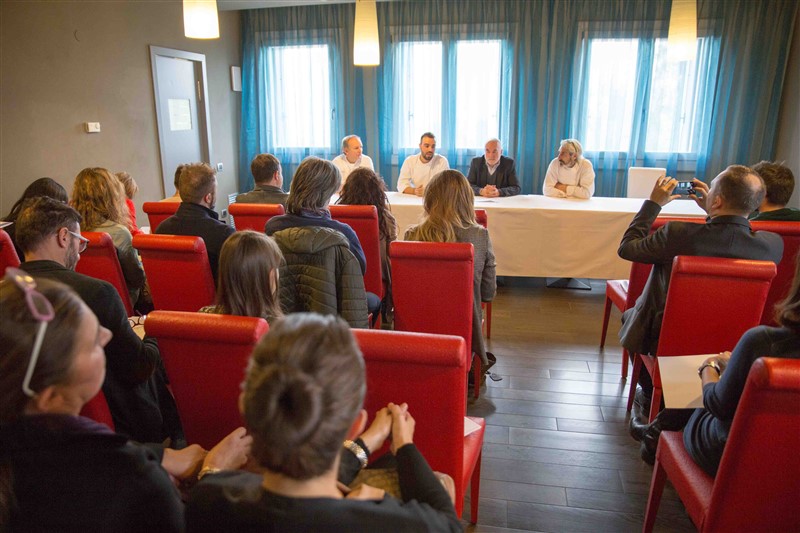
[455,40,502,148]
[395,41,443,149]
[266,44,331,148]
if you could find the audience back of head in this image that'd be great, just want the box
[337,167,395,239]
[752,160,795,208]
[71,167,130,230]
[179,163,217,205]
[410,169,477,242]
[16,197,83,260]
[3,178,68,223]
[714,164,765,215]
[251,154,281,185]
[285,157,341,216]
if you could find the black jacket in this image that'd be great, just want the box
[467,155,521,197]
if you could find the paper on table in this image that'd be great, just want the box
[464,416,481,437]
[658,354,715,409]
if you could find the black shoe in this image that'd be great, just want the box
[629,414,649,442]
[632,386,651,422]
[640,433,658,465]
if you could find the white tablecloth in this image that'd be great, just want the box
[386,192,706,279]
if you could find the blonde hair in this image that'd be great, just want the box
[115,171,139,200]
[405,170,477,243]
[71,167,130,230]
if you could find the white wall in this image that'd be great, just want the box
[775,12,800,208]
[0,1,241,220]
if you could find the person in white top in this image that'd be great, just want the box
[543,139,595,199]
[397,132,450,196]
[331,135,374,190]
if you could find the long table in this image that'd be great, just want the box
[387,192,706,279]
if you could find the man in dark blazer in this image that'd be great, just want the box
[467,138,521,197]
[618,165,783,421]
[236,153,288,206]
[15,197,182,444]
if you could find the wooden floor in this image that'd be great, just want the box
[461,278,695,533]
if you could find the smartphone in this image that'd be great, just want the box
[674,181,696,196]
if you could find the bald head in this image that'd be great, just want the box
[711,165,765,216]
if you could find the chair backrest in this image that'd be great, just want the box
[474,209,488,228]
[353,329,468,492]
[228,203,285,232]
[0,228,21,271]
[390,241,473,353]
[329,204,383,298]
[750,221,800,325]
[627,167,667,198]
[656,256,776,357]
[142,201,180,232]
[144,310,269,449]
[75,232,134,316]
[133,234,215,311]
[704,357,800,532]
[79,390,115,430]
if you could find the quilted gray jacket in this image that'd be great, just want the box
[272,226,369,329]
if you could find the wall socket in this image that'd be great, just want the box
[83,122,101,133]
[216,162,223,172]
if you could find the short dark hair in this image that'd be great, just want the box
[179,163,216,204]
[243,313,365,479]
[15,197,82,254]
[752,161,795,207]
[285,157,340,215]
[174,164,185,189]
[716,165,765,214]
[251,154,281,185]
[420,132,436,143]
[3,178,68,223]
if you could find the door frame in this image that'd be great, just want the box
[149,45,213,197]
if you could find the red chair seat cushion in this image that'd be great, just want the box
[606,279,628,312]
[462,417,485,484]
[657,431,713,529]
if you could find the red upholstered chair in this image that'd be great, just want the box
[133,234,215,312]
[643,357,800,533]
[353,329,485,523]
[329,205,383,301]
[474,209,492,340]
[144,311,268,449]
[390,241,482,398]
[0,228,21,272]
[627,256,776,422]
[750,220,800,325]
[142,201,179,232]
[228,202,285,232]
[75,232,134,316]
[79,390,115,430]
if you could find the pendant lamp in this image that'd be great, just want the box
[667,0,697,62]
[354,0,380,66]
[184,0,220,40]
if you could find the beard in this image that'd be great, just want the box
[65,239,79,271]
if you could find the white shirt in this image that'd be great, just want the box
[331,153,374,187]
[396,153,450,192]
[543,158,596,199]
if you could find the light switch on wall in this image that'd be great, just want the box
[84,122,101,133]
[217,162,223,172]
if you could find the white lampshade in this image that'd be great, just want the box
[354,0,380,66]
[184,0,220,40]
[667,0,697,62]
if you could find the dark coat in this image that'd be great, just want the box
[235,184,288,206]
[467,155,521,197]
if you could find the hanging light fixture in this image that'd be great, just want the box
[184,0,220,40]
[353,0,380,66]
[667,0,697,62]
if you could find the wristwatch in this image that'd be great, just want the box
[343,439,368,469]
[197,466,222,481]
[697,360,722,378]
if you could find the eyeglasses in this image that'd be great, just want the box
[5,267,55,397]
[67,230,90,253]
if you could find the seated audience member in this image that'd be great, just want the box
[265,156,376,326]
[115,171,144,236]
[155,163,234,283]
[467,138,521,197]
[749,160,800,221]
[2,177,68,260]
[0,274,251,531]
[236,153,288,206]
[618,167,784,436]
[336,167,398,321]
[636,252,800,470]
[71,167,146,306]
[199,230,284,325]
[16,197,180,444]
[160,164,184,202]
[332,135,375,190]
[543,139,595,199]
[405,170,497,379]
[397,132,450,196]
[186,313,462,533]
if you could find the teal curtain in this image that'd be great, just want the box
[240,0,798,196]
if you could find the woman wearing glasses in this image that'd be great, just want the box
[0,270,251,531]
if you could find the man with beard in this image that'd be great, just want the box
[543,139,595,199]
[155,162,234,283]
[397,132,450,196]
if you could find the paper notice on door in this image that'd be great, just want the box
[168,99,192,131]
[658,354,715,409]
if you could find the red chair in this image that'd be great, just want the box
[133,234,215,312]
[79,390,115,430]
[750,220,800,325]
[474,209,492,340]
[142,201,180,232]
[643,357,800,533]
[0,228,21,272]
[144,311,269,449]
[390,241,482,398]
[329,204,383,301]
[228,203,285,232]
[353,329,485,523]
[75,232,134,316]
[627,256,776,422]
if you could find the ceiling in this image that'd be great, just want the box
[218,0,390,11]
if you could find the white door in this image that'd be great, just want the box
[150,46,213,198]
